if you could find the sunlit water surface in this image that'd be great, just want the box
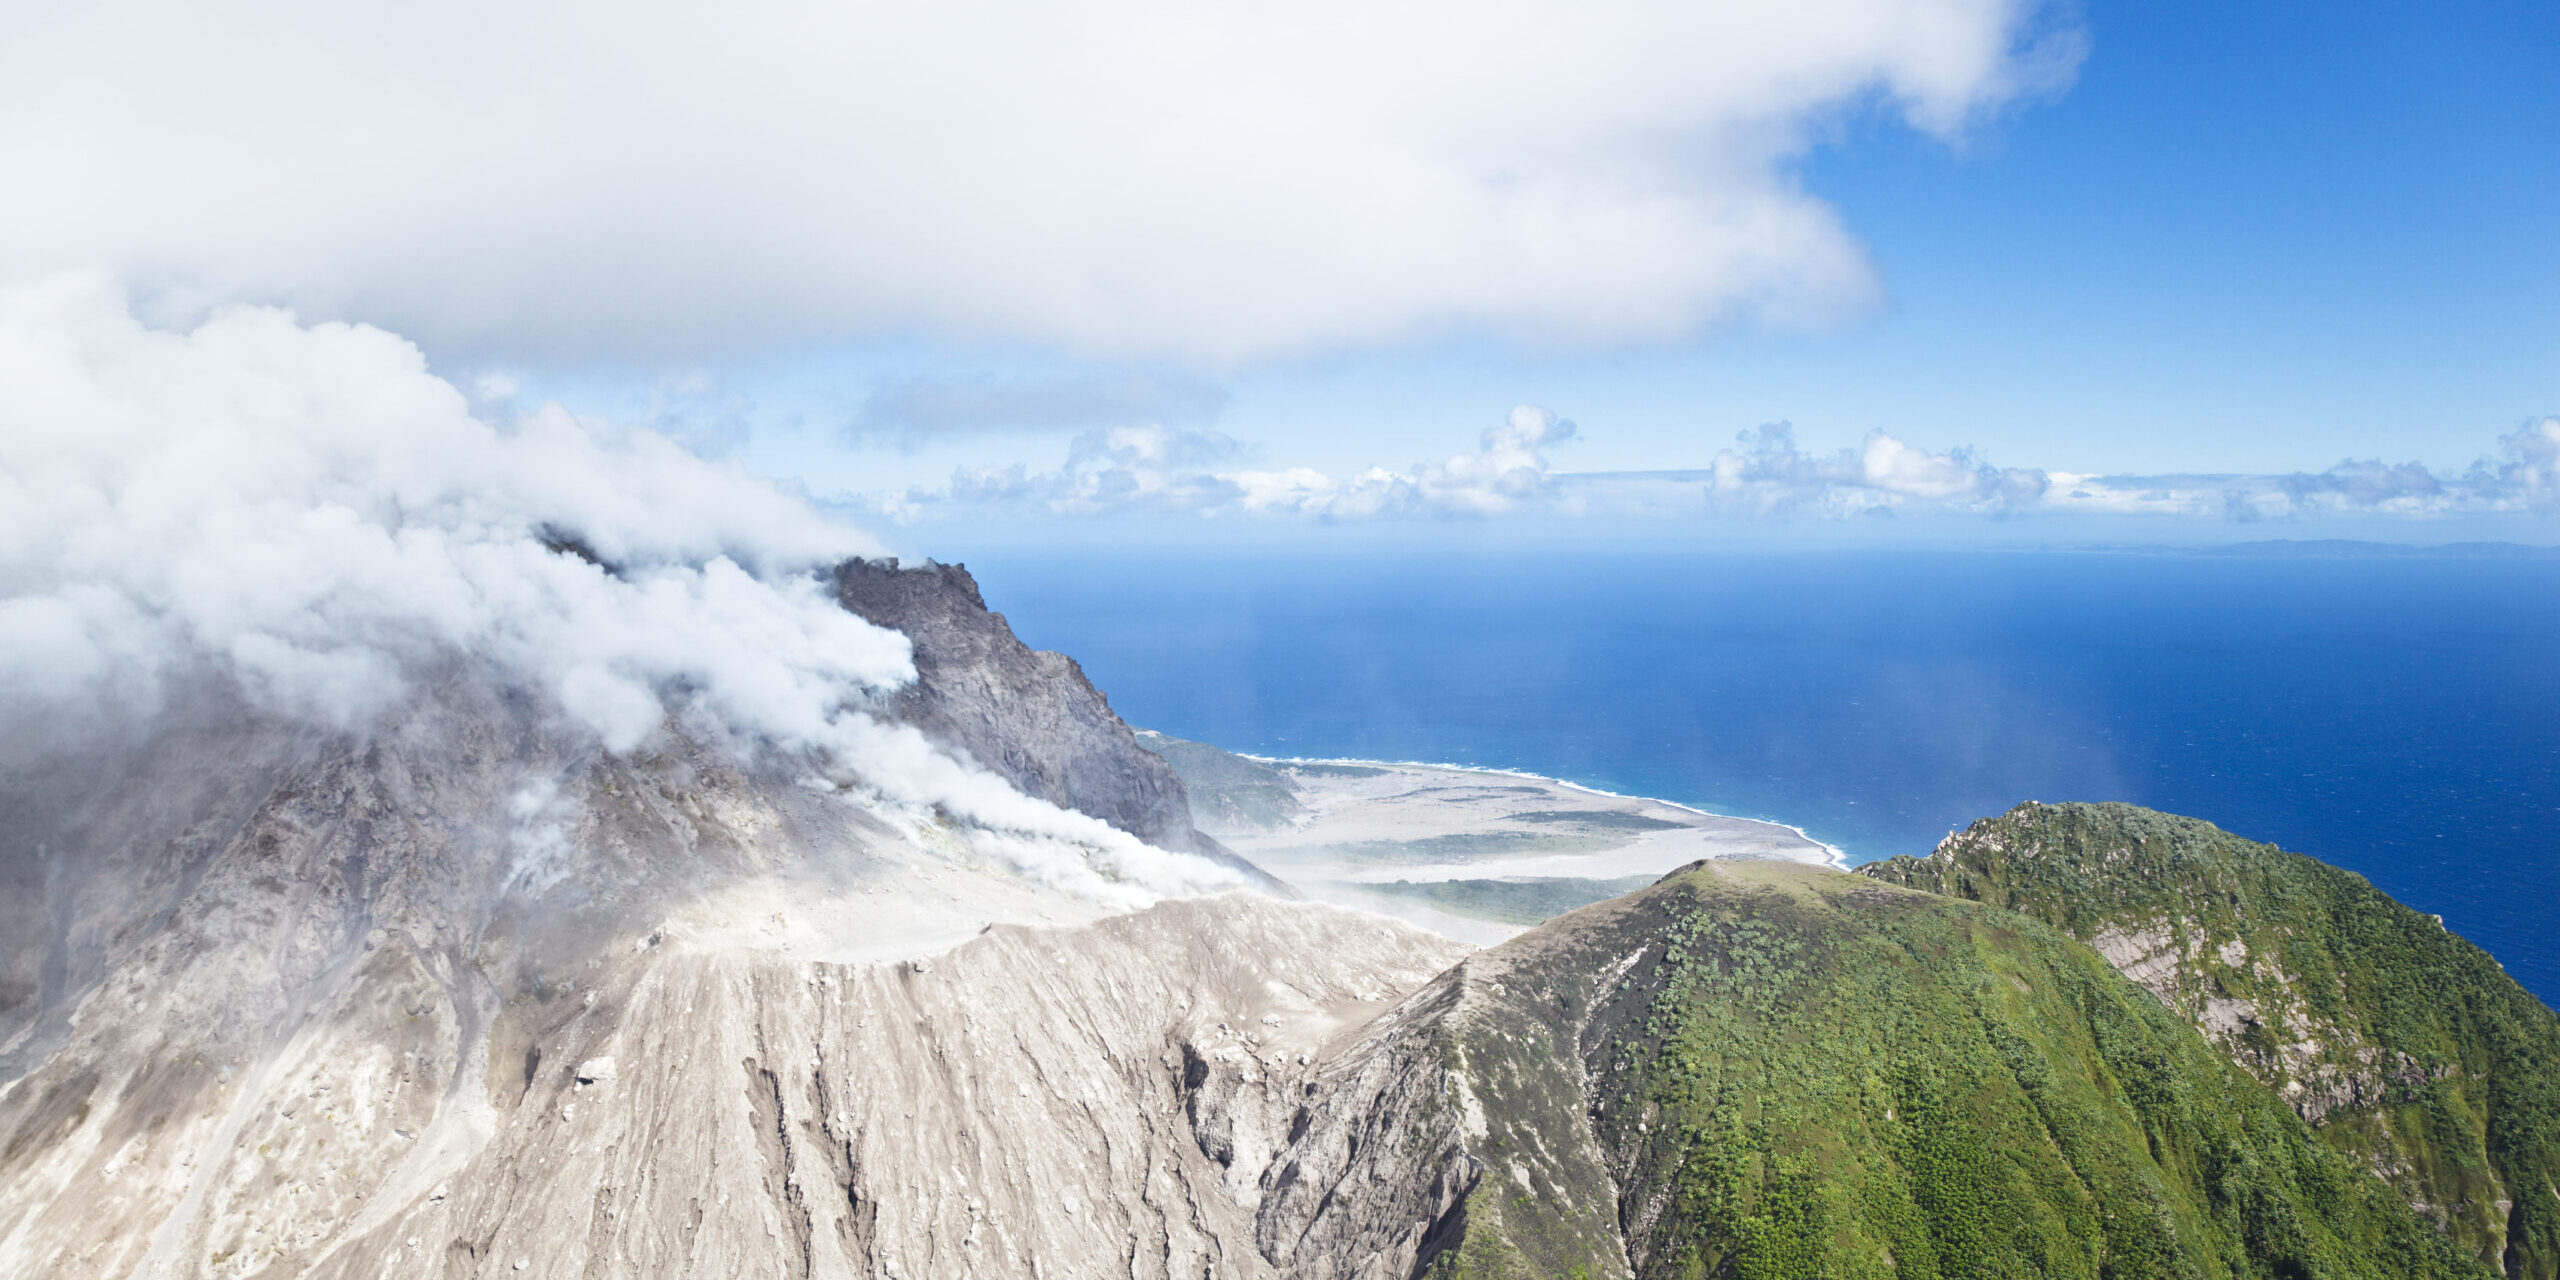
[970,548,2560,1004]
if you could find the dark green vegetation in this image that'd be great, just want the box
[1356,874,1655,924]
[1506,809,1689,831]
[1133,730,1306,829]
[1418,859,2498,1279]
[1281,761,1389,778]
[1863,802,2560,1279]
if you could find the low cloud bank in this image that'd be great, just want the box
[0,276,1233,898]
[880,411,2560,528]
[1705,422,2050,516]
[2047,418,2560,522]
[883,409,2051,523]
[903,406,1581,522]
[2276,418,2560,515]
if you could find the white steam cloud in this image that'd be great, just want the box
[0,275,1236,899]
[0,273,890,739]
[0,0,2079,360]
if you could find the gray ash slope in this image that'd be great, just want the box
[0,559,1251,1080]
[2,558,1411,1279]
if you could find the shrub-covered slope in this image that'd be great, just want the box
[1413,858,2489,1279]
[1134,729,1307,832]
[1862,802,2560,1279]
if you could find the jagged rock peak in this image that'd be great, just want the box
[832,555,1285,891]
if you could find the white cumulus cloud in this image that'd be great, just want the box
[1704,421,2049,515]
[0,0,2078,361]
[884,411,2560,527]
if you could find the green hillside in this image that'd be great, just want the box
[1861,802,2560,1279]
[1423,859,2497,1279]
[1132,729,1306,829]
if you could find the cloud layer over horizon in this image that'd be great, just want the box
[913,406,1583,522]
[869,407,2560,528]
[1,0,2075,361]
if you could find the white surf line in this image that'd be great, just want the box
[1243,752,1852,871]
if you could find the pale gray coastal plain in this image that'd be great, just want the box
[1136,732,1836,945]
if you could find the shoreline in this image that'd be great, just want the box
[1238,752,1852,871]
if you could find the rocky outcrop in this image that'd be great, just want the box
[833,559,1283,891]
[1251,942,1634,1280]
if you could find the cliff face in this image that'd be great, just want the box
[1860,802,2560,1280]
[832,559,1282,890]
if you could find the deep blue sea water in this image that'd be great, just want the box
[964,548,2560,1006]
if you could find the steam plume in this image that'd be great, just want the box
[0,274,1234,897]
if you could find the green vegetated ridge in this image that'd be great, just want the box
[1419,858,2496,1279]
[1862,801,2560,1280]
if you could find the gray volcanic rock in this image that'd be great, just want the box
[0,562,1365,1279]
[0,674,1459,1279]
[833,558,1284,891]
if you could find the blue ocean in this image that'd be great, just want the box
[966,547,2560,1006]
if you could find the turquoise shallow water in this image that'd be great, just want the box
[966,547,2560,1005]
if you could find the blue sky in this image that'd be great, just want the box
[1148,0,2560,483]
[523,0,2558,531]
[6,0,2554,537]
[1775,0,2559,475]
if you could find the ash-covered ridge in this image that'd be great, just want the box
[0,553,1359,1279]
[833,558,1282,892]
